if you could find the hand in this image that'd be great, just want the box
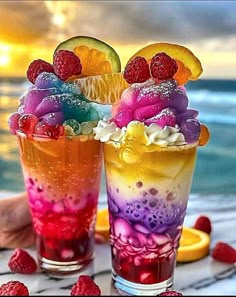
[0,192,35,249]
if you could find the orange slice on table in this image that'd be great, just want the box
[75,72,129,105]
[54,35,121,78]
[177,226,210,262]
[95,208,110,241]
[129,42,203,85]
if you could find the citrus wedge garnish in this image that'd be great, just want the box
[129,42,203,85]
[95,208,110,240]
[199,124,210,146]
[54,36,121,77]
[177,226,210,262]
[75,72,129,104]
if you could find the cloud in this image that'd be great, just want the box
[0,0,236,51]
[0,1,51,44]
[68,1,236,48]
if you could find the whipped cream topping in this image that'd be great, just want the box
[93,120,186,147]
[93,120,126,142]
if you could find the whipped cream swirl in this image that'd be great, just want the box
[93,120,186,147]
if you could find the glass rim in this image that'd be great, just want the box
[104,138,199,151]
[16,130,96,141]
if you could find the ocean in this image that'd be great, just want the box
[0,77,236,195]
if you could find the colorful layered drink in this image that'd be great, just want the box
[8,36,122,274]
[94,43,210,295]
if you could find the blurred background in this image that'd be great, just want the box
[0,0,236,195]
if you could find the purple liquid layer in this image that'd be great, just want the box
[107,190,186,284]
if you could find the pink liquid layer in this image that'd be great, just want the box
[27,179,98,263]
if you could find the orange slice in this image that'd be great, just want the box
[54,36,121,78]
[177,226,210,262]
[129,42,203,85]
[75,72,129,104]
[199,124,210,146]
[95,208,110,240]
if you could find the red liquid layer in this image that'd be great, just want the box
[112,251,175,284]
[37,231,94,263]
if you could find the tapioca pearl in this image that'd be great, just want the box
[148,197,159,208]
[37,186,43,193]
[134,201,145,212]
[145,213,158,230]
[136,181,143,188]
[61,249,74,260]
[167,192,177,201]
[149,188,158,196]
[141,198,148,205]
[29,178,35,186]
[142,191,148,197]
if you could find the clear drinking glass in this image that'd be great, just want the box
[16,132,103,275]
[103,139,198,295]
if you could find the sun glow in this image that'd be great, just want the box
[0,44,11,67]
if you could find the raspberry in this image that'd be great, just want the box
[159,290,183,296]
[150,52,178,80]
[53,50,82,81]
[124,56,150,84]
[0,281,29,296]
[211,242,236,264]
[18,114,39,135]
[193,215,212,234]
[71,275,101,296]
[27,59,55,84]
[8,249,37,274]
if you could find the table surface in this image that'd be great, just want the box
[0,192,235,296]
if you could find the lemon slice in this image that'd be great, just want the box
[177,226,210,262]
[129,42,203,85]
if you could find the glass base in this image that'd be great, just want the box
[39,255,94,277]
[112,269,173,296]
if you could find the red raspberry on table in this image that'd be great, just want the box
[159,290,183,296]
[27,59,55,84]
[0,281,29,296]
[8,249,37,274]
[53,50,82,81]
[124,56,150,84]
[193,215,212,234]
[71,275,101,296]
[150,52,178,80]
[211,241,236,264]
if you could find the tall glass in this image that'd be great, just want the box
[103,139,198,295]
[16,132,103,275]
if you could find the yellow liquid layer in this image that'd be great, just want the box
[103,141,197,203]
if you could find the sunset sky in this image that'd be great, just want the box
[0,0,236,79]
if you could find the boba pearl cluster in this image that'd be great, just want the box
[8,50,102,139]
